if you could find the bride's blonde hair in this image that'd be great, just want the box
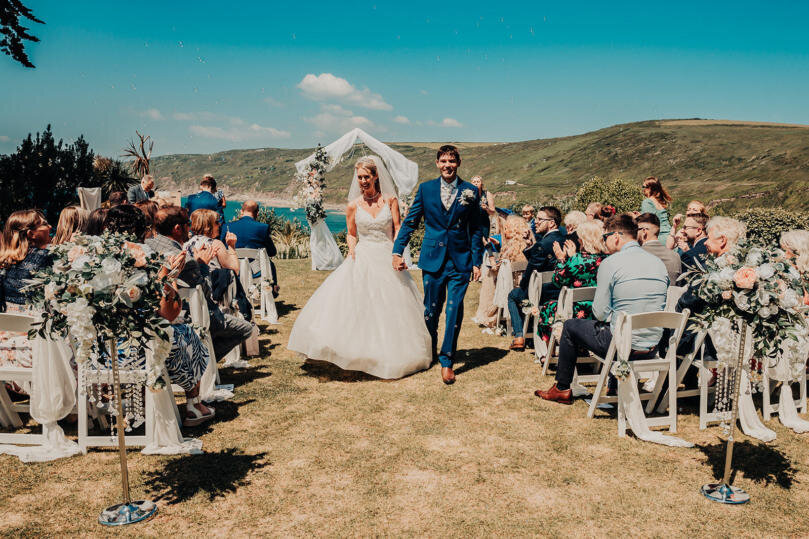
[355,157,380,194]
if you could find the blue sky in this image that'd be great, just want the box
[1,1,808,156]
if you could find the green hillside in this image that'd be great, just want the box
[150,119,809,212]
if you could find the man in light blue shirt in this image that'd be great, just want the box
[536,214,668,404]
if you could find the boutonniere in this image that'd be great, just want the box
[459,189,476,206]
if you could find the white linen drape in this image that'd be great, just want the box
[309,219,343,271]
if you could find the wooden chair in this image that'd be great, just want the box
[0,313,37,442]
[587,310,689,435]
[236,248,279,325]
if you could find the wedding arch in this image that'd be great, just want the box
[294,128,419,270]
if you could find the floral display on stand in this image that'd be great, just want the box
[293,144,330,225]
[25,232,173,392]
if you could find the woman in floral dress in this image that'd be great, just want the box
[536,220,607,345]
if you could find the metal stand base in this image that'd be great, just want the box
[99,500,157,526]
[701,483,750,504]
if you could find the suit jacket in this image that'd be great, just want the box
[642,239,682,284]
[127,184,153,204]
[680,237,708,273]
[519,228,566,290]
[185,191,221,217]
[228,216,277,257]
[393,177,486,273]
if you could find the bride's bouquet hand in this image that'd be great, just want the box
[348,249,356,260]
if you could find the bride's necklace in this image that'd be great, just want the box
[362,192,381,204]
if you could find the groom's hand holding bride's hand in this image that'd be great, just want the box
[472,266,481,281]
[392,254,406,271]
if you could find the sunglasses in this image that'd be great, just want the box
[602,231,623,241]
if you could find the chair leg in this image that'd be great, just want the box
[78,391,89,454]
[587,360,611,419]
[0,385,23,428]
[800,371,807,414]
[542,334,556,376]
[668,361,677,433]
[617,394,627,437]
[699,364,708,430]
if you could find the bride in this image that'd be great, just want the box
[287,156,432,379]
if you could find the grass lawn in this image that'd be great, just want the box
[2,258,809,536]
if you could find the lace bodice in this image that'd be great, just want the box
[356,203,394,244]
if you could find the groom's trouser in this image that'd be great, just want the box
[422,256,470,369]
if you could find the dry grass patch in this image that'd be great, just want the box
[2,258,809,536]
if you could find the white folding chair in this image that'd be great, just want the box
[492,259,514,335]
[665,285,687,312]
[762,366,808,421]
[236,247,279,325]
[587,310,689,435]
[650,329,711,415]
[524,271,555,354]
[77,340,181,452]
[0,314,36,441]
[178,285,228,397]
[540,286,597,376]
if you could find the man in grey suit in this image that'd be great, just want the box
[637,212,681,284]
[127,175,155,204]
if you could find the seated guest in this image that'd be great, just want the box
[146,207,253,362]
[52,205,89,245]
[107,191,127,207]
[637,213,681,284]
[507,206,565,351]
[103,205,215,425]
[85,207,109,236]
[536,214,668,404]
[667,200,708,250]
[563,210,587,250]
[536,219,607,347]
[228,200,279,295]
[135,200,159,239]
[0,210,53,376]
[781,230,809,304]
[185,176,221,220]
[185,209,240,274]
[127,174,155,204]
[679,213,709,272]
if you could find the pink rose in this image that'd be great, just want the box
[67,245,87,262]
[733,267,757,289]
[125,241,147,268]
[721,290,732,300]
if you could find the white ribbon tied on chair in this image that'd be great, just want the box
[492,259,513,310]
[0,336,83,462]
[614,314,693,447]
[258,250,279,324]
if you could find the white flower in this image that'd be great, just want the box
[756,263,775,280]
[758,305,773,318]
[756,287,772,306]
[733,291,752,312]
[71,255,91,271]
[717,267,735,290]
[781,287,800,310]
[745,247,763,267]
[459,189,476,206]
[101,257,122,275]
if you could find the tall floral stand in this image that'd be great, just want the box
[700,320,751,505]
[98,340,158,526]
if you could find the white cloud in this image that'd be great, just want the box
[141,108,164,120]
[297,73,393,111]
[172,111,217,121]
[264,96,284,107]
[304,104,376,134]
[189,122,290,142]
[393,115,410,124]
[0,135,10,142]
[440,117,463,128]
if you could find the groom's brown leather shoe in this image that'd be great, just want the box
[535,384,573,405]
[441,367,456,385]
[509,337,526,351]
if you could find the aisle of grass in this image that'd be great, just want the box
[1,258,808,536]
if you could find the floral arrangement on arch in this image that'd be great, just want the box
[293,144,329,224]
[25,232,172,390]
[683,240,809,383]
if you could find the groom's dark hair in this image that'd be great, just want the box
[436,145,460,162]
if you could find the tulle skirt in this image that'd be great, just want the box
[288,239,432,379]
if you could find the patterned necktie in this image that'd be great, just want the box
[441,180,455,210]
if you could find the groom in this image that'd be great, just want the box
[393,145,485,384]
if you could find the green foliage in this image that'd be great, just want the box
[0,0,44,68]
[333,230,348,257]
[573,176,643,214]
[253,206,291,235]
[92,156,136,196]
[270,218,310,260]
[0,125,99,223]
[733,208,809,246]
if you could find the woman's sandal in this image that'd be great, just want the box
[183,396,215,427]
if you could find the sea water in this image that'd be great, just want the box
[180,198,347,234]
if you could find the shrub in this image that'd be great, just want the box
[733,208,809,246]
[334,230,349,257]
[254,206,290,235]
[573,176,643,214]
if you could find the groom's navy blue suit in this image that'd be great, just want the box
[393,177,486,368]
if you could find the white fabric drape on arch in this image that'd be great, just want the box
[294,128,420,271]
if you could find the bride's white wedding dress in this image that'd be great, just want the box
[288,202,431,379]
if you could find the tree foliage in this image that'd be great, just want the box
[1,0,43,68]
[0,125,101,223]
[734,208,809,247]
[92,156,137,196]
[572,176,643,214]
